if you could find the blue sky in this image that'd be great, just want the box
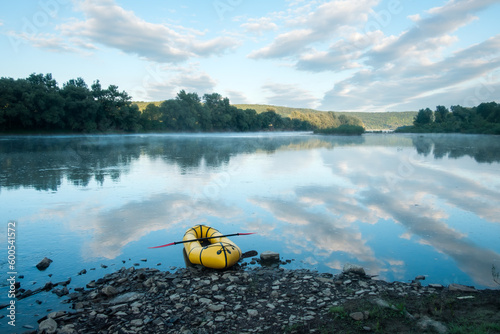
[1,0,500,112]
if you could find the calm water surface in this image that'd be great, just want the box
[1,132,499,330]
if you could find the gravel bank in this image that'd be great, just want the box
[28,262,500,334]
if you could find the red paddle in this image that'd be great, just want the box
[148,232,256,249]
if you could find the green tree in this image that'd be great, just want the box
[176,90,206,131]
[414,108,434,125]
[25,73,65,129]
[477,102,500,123]
[61,78,98,132]
[140,103,163,130]
[450,105,471,123]
[434,105,449,123]
[204,93,233,130]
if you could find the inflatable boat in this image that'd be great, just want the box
[183,225,242,269]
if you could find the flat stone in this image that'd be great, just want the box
[448,283,477,292]
[260,251,280,262]
[343,263,365,276]
[58,324,77,334]
[169,293,181,301]
[417,316,447,334]
[199,298,212,304]
[102,285,118,297]
[370,298,391,309]
[350,312,365,321]
[109,292,144,304]
[36,257,53,271]
[247,309,258,317]
[48,311,66,319]
[208,304,224,312]
[214,295,225,301]
[39,318,58,334]
[130,319,143,326]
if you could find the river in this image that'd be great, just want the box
[1,132,499,330]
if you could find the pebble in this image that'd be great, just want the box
[36,257,53,271]
[247,309,259,317]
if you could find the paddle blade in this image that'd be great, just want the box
[238,232,256,236]
[148,242,175,249]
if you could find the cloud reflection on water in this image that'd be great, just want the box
[248,136,500,287]
[3,134,499,288]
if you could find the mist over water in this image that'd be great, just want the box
[1,132,499,330]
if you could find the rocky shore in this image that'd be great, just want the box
[27,259,500,334]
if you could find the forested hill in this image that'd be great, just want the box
[234,104,417,130]
[136,102,416,130]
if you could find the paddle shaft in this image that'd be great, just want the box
[149,232,255,249]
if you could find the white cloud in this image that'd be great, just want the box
[130,63,217,101]
[241,17,278,36]
[262,83,320,108]
[57,0,239,63]
[321,34,500,111]
[248,0,378,59]
[225,90,250,104]
[249,28,313,59]
[7,31,81,53]
[365,0,499,67]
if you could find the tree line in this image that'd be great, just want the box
[0,73,363,133]
[397,103,500,134]
[0,73,140,132]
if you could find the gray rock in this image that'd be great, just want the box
[417,316,447,334]
[199,298,212,304]
[109,292,143,304]
[448,283,477,292]
[247,309,258,317]
[58,324,77,334]
[102,285,118,297]
[343,263,365,276]
[36,257,53,271]
[213,295,225,301]
[47,311,66,319]
[130,319,143,326]
[208,304,224,312]
[260,251,280,262]
[39,318,57,333]
[350,312,365,321]
[169,293,181,301]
